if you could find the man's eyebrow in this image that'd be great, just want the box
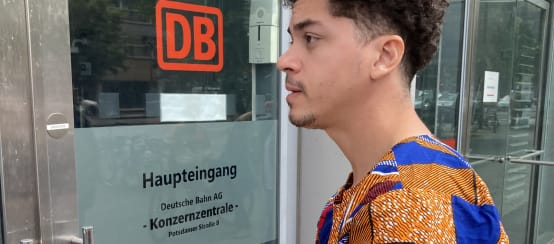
[287,19,322,34]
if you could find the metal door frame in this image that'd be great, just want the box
[532,0,554,241]
[0,0,79,243]
[1,0,43,242]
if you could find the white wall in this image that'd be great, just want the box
[297,129,350,244]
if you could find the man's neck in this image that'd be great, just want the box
[324,87,431,186]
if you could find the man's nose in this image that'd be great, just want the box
[276,48,299,73]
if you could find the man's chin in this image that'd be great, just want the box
[289,113,317,128]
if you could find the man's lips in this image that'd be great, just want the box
[285,83,303,93]
[285,82,303,105]
[287,88,302,94]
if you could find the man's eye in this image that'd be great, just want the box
[305,34,319,44]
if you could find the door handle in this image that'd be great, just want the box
[82,226,94,244]
[71,226,94,244]
[508,158,554,166]
[20,239,34,244]
[465,154,506,165]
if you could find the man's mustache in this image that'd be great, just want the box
[285,78,306,92]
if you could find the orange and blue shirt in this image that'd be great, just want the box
[316,135,509,243]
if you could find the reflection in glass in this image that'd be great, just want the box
[70,0,279,127]
[415,0,464,148]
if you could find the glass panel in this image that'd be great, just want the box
[508,1,546,155]
[416,0,465,148]
[469,1,514,156]
[472,0,521,207]
[71,1,278,126]
[69,0,280,243]
[469,0,516,240]
[505,3,547,242]
[468,1,549,243]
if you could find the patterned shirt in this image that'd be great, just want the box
[316,135,509,244]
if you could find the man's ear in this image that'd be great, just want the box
[369,35,405,80]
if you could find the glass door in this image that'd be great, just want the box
[1,0,287,243]
[68,0,282,243]
[465,0,553,243]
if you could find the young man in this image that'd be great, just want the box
[277,0,509,243]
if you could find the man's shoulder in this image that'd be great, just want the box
[392,135,470,169]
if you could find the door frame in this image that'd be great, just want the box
[22,0,78,243]
[0,0,79,243]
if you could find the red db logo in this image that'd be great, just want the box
[156,1,223,72]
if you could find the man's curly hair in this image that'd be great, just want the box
[284,0,449,81]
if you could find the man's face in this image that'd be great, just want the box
[277,0,373,129]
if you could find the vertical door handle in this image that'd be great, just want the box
[82,226,94,244]
[71,226,94,244]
